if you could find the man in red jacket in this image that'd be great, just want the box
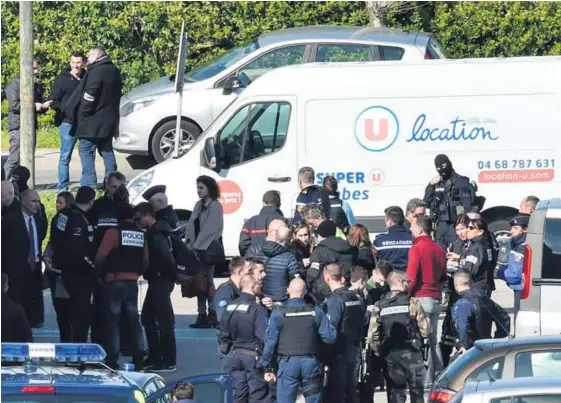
[406,216,447,388]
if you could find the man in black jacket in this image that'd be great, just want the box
[135,202,178,373]
[49,51,87,191]
[307,220,355,305]
[70,46,122,188]
[1,274,33,342]
[238,190,285,256]
[4,59,48,179]
[142,185,181,234]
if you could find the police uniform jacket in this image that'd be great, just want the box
[1,292,32,342]
[307,237,355,304]
[88,195,126,246]
[459,235,495,295]
[452,289,510,349]
[260,298,337,369]
[367,291,430,356]
[497,234,526,291]
[325,287,365,349]
[50,205,95,277]
[293,185,331,224]
[423,171,478,223]
[218,292,268,353]
[238,205,285,256]
[214,279,241,323]
[373,225,413,270]
[328,192,350,230]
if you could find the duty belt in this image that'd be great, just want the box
[233,348,260,357]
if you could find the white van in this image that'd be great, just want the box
[516,199,561,337]
[127,56,561,257]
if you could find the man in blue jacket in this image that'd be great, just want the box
[452,270,510,353]
[497,213,530,320]
[261,278,336,403]
[261,227,301,303]
[373,206,413,271]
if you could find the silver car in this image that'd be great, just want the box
[115,25,445,162]
[452,376,561,403]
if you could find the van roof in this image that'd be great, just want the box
[240,56,561,99]
[258,25,429,48]
[537,198,561,211]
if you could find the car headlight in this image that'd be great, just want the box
[120,97,159,117]
[127,170,154,201]
[133,389,146,403]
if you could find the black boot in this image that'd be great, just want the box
[189,313,209,329]
[207,309,218,328]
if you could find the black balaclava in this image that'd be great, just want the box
[9,166,31,195]
[434,154,454,181]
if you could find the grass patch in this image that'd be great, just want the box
[1,126,60,151]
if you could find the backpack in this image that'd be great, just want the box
[169,233,200,282]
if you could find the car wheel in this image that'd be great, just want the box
[151,120,201,163]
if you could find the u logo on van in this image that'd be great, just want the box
[355,106,399,152]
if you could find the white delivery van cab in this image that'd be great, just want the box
[127,56,561,257]
[516,199,561,337]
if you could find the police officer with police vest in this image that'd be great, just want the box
[94,203,149,370]
[260,278,336,403]
[424,154,479,248]
[367,270,430,403]
[215,257,249,323]
[219,274,269,403]
[50,186,96,343]
[323,263,365,403]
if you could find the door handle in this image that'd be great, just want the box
[532,278,561,286]
[268,176,291,183]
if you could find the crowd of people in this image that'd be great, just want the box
[1,149,541,402]
[3,47,122,189]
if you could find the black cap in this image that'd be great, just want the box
[142,185,166,201]
[317,220,337,238]
[509,213,530,227]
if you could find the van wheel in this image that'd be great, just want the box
[489,218,511,266]
[151,120,201,163]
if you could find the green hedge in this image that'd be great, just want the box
[2,1,560,148]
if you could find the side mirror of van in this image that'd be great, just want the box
[222,76,240,95]
[203,137,219,173]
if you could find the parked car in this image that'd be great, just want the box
[516,198,561,337]
[429,336,561,403]
[146,373,232,403]
[115,25,445,162]
[450,377,561,403]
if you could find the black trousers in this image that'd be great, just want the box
[141,279,176,366]
[8,264,43,326]
[65,277,93,343]
[52,297,72,342]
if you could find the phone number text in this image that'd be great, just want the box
[478,159,555,170]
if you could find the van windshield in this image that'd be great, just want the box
[187,39,259,81]
[542,216,561,279]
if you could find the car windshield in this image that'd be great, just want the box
[187,39,259,81]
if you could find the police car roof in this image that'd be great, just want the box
[474,335,561,351]
[239,56,561,100]
[1,365,136,389]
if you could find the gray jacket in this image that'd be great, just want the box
[185,198,223,251]
[5,75,44,132]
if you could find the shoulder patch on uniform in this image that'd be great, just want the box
[218,300,228,308]
[73,227,82,236]
[285,311,315,317]
[83,92,95,102]
[56,214,68,231]
[236,304,250,312]
[345,300,363,307]
[513,252,524,262]
[226,304,237,311]
[310,262,320,270]
[466,255,478,264]
[487,249,493,261]
[121,230,144,247]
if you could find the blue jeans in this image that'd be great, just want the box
[278,357,322,403]
[197,265,215,314]
[58,123,77,190]
[102,280,143,367]
[78,137,117,188]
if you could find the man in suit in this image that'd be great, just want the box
[1,189,47,327]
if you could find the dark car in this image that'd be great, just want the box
[429,335,561,403]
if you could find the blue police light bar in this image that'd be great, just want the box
[1,343,106,363]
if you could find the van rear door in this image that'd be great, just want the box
[536,205,561,334]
